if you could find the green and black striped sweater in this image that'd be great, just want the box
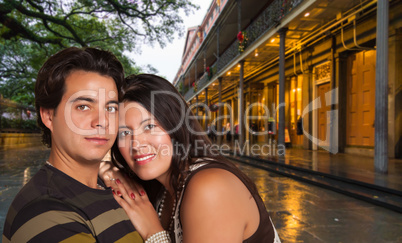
[2,164,143,242]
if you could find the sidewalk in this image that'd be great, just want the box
[218,140,402,193]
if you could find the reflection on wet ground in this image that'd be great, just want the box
[1,146,401,242]
[0,146,50,236]
[234,161,402,242]
[254,147,402,192]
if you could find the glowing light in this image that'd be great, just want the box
[304,12,310,17]
[271,38,275,43]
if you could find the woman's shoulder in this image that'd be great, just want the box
[184,165,251,202]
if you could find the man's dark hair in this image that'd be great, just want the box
[35,47,125,147]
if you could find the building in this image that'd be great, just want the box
[173,0,402,172]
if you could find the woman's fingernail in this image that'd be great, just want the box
[140,190,145,196]
[117,191,122,196]
[130,193,135,200]
[112,190,116,195]
[116,179,121,184]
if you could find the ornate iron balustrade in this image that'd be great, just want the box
[183,0,304,100]
[196,73,209,91]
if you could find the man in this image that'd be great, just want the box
[2,47,143,242]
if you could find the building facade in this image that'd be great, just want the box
[173,0,402,172]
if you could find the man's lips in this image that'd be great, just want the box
[85,137,109,145]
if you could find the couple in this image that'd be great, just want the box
[3,47,280,242]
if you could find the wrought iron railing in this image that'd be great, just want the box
[182,0,304,100]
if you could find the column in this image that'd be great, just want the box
[302,70,312,150]
[329,36,338,154]
[247,84,252,145]
[335,53,348,153]
[194,61,197,85]
[238,60,245,149]
[237,0,242,32]
[204,51,207,73]
[217,77,223,145]
[205,87,209,131]
[278,28,288,149]
[264,83,269,144]
[375,0,389,173]
[196,95,199,121]
[217,25,220,69]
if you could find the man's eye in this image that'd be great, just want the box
[107,106,118,113]
[119,130,131,137]
[77,105,90,111]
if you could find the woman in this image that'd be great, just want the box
[103,74,280,243]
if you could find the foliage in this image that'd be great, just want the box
[1,117,39,131]
[0,0,198,105]
[237,31,248,53]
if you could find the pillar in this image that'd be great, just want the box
[205,88,209,131]
[217,77,223,145]
[374,0,389,173]
[278,28,288,149]
[238,60,245,148]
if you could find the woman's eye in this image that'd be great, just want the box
[119,130,132,137]
[77,105,90,111]
[106,106,118,113]
[144,124,157,131]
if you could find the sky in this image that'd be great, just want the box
[127,0,211,82]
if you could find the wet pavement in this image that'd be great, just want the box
[234,161,402,242]
[1,146,402,242]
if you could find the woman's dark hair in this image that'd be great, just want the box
[35,47,125,147]
[111,74,258,202]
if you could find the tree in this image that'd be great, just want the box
[0,0,198,105]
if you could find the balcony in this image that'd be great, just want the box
[181,0,304,100]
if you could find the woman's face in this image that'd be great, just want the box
[118,101,173,185]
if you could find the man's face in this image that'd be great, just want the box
[48,70,119,163]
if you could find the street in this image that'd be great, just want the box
[1,146,401,242]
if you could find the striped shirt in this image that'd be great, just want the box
[2,164,143,242]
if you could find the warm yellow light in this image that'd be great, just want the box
[238,64,241,68]
[228,72,231,75]
[271,38,275,43]
[255,52,259,57]
[304,12,310,17]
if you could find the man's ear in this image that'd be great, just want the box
[40,107,54,132]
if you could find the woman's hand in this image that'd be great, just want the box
[99,161,123,188]
[112,179,164,241]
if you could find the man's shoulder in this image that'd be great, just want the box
[3,189,84,243]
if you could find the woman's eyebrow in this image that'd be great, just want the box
[140,118,151,125]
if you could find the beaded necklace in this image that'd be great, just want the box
[157,190,176,232]
[45,161,105,190]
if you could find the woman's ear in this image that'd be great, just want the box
[40,107,54,132]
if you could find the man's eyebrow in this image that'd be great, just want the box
[118,125,129,130]
[70,97,95,103]
[107,100,119,105]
